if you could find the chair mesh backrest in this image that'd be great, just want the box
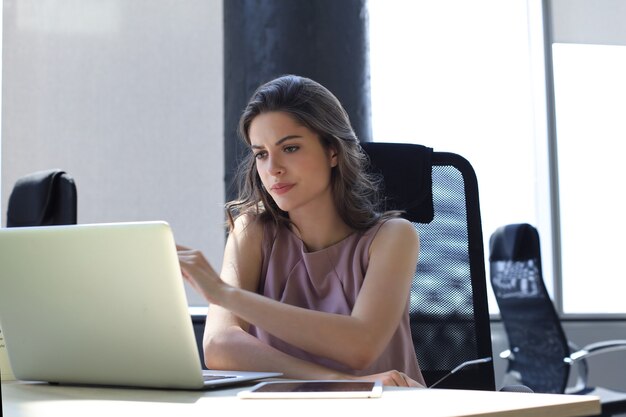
[489,223,570,393]
[411,158,493,390]
[363,143,494,390]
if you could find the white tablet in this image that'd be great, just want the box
[237,380,383,399]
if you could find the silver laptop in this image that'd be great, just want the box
[0,221,280,389]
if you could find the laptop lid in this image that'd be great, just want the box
[0,221,279,389]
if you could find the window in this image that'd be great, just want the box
[552,43,626,313]
[370,0,626,316]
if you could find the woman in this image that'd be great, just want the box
[178,75,425,387]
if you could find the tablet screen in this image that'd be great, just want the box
[238,380,383,399]
[254,381,375,392]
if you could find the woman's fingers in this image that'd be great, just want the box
[176,244,224,305]
[373,370,424,388]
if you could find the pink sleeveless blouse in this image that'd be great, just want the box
[248,220,424,384]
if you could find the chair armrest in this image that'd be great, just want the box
[564,339,626,391]
[567,340,626,362]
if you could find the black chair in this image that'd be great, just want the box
[362,142,495,391]
[489,223,626,415]
[6,169,77,227]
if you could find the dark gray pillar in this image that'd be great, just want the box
[224,0,371,200]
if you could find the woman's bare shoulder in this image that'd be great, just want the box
[372,217,419,251]
[231,213,265,239]
[379,217,418,236]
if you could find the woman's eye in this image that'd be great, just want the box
[284,145,299,153]
[254,151,267,160]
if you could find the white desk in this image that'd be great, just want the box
[1,381,600,417]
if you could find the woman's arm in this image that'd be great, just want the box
[181,217,419,371]
[207,324,420,387]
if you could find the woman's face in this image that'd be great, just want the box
[249,111,337,214]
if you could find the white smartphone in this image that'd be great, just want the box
[237,380,383,399]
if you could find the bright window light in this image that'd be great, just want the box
[553,43,626,314]
[368,0,540,313]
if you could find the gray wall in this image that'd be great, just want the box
[1,0,224,305]
[550,0,626,45]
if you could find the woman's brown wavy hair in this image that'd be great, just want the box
[226,75,393,231]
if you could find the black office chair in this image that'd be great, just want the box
[6,169,77,227]
[489,223,626,416]
[362,142,495,391]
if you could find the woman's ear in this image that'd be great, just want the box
[329,146,338,168]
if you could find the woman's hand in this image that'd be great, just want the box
[359,370,424,388]
[177,245,227,305]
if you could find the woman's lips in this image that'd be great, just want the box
[270,183,294,195]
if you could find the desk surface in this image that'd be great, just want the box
[2,381,600,417]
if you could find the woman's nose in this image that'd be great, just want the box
[267,155,284,176]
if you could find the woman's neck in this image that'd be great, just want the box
[289,209,353,252]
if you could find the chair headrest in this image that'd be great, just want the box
[7,169,76,227]
[361,142,434,223]
[489,223,540,262]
